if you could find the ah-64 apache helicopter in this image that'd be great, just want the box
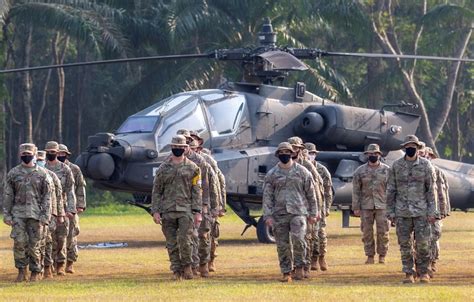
[2,19,473,243]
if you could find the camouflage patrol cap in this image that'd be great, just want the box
[170,135,188,147]
[364,143,382,155]
[58,144,72,154]
[288,136,304,149]
[401,135,422,148]
[190,130,203,143]
[45,141,60,152]
[19,143,36,155]
[176,129,192,139]
[36,150,46,160]
[425,147,438,159]
[304,142,319,153]
[274,142,294,156]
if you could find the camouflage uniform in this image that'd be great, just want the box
[263,143,319,275]
[387,137,437,278]
[312,161,332,259]
[352,161,390,258]
[3,144,52,276]
[151,156,202,274]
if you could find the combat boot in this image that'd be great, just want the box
[56,262,66,276]
[365,256,375,264]
[14,268,27,283]
[43,266,54,279]
[431,261,437,272]
[319,255,328,271]
[172,271,182,281]
[192,266,199,276]
[310,258,319,271]
[304,268,310,279]
[419,274,430,283]
[402,273,415,284]
[199,263,209,278]
[208,259,216,272]
[294,267,304,280]
[66,261,75,274]
[378,255,385,264]
[279,273,292,283]
[29,271,41,282]
[182,265,193,280]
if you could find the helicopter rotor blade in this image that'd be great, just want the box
[0,53,211,74]
[322,51,474,63]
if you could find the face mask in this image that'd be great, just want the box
[405,147,417,157]
[37,160,45,167]
[368,155,379,163]
[278,154,291,164]
[308,154,316,162]
[171,148,185,157]
[57,155,67,163]
[21,155,34,164]
[46,153,57,161]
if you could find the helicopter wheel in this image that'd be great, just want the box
[256,216,275,244]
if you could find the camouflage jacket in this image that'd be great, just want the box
[434,166,450,217]
[296,157,324,213]
[45,169,65,217]
[66,160,87,209]
[187,151,219,212]
[45,161,77,214]
[314,161,333,213]
[3,164,52,224]
[387,156,438,218]
[201,152,227,210]
[263,162,319,218]
[151,157,202,214]
[352,162,390,210]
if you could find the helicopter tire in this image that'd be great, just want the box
[256,216,275,244]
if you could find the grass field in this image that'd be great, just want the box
[1,207,473,301]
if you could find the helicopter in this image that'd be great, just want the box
[2,19,473,243]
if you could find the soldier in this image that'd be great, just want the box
[151,135,202,280]
[190,131,226,273]
[58,143,87,274]
[304,142,333,271]
[387,135,438,284]
[263,142,320,282]
[288,136,324,277]
[44,141,76,275]
[425,147,450,275]
[36,150,65,279]
[3,143,52,282]
[352,144,390,264]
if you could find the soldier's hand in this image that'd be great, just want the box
[265,217,274,227]
[325,209,330,217]
[307,216,318,225]
[427,216,436,224]
[66,212,75,219]
[57,216,65,224]
[76,208,84,214]
[153,213,161,225]
[218,210,226,217]
[3,219,13,226]
[193,213,202,226]
[353,210,361,217]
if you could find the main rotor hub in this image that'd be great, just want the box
[258,17,277,48]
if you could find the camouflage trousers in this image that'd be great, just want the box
[10,218,44,272]
[396,217,431,275]
[430,220,443,262]
[52,218,69,264]
[198,213,214,265]
[311,218,327,259]
[67,214,81,262]
[161,212,194,273]
[273,214,307,274]
[41,218,56,267]
[210,219,220,261]
[305,220,319,270]
[360,209,390,257]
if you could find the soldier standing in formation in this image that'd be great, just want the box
[58,144,87,274]
[304,142,333,271]
[352,144,390,264]
[151,135,202,280]
[3,143,52,282]
[263,142,320,282]
[386,135,438,284]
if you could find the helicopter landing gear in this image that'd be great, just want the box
[256,216,275,244]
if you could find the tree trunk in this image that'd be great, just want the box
[451,91,461,161]
[74,41,87,155]
[52,33,69,142]
[18,24,33,143]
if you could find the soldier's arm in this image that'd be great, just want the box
[2,172,15,222]
[191,167,203,213]
[54,175,65,217]
[40,174,53,225]
[351,170,362,210]
[436,171,446,216]
[386,167,397,219]
[304,174,319,217]
[207,166,220,214]
[309,164,324,213]
[75,168,87,209]
[217,169,227,210]
[151,169,164,214]
[425,163,438,218]
[262,174,275,219]
[322,166,333,210]
[442,172,451,215]
[65,168,77,214]
[200,163,210,207]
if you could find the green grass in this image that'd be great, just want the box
[1,209,473,301]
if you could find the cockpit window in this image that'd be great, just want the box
[157,99,207,152]
[204,94,245,136]
[116,116,160,134]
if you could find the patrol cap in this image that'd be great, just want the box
[288,136,304,149]
[425,147,438,159]
[36,150,46,160]
[170,135,188,147]
[176,129,192,139]
[190,130,203,144]
[58,144,72,155]
[304,142,319,153]
[400,135,422,148]
[19,143,36,155]
[45,141,60,152]
[364,143,382,155]
[274,142,294,156]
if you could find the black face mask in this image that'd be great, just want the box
[405,147,417,157]
[368,155,379,163]
[278,154,291,164]
[171,148,185,157]
[57,156,67,163]
[21,155,34,164]
[46,153,57,161]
